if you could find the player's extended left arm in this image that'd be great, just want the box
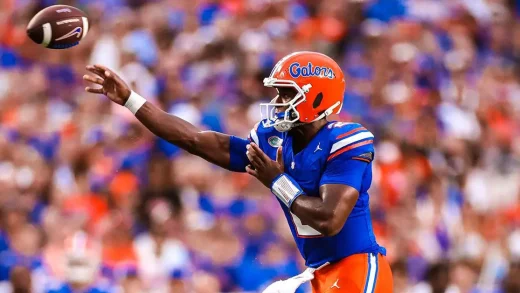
[83,64,252,172]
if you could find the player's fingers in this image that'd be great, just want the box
[247,145,262,160]
[93,65,116,81]
[99,67,125,86]
[85,87,104,94]
[250,143,269,163]
[93,64,110,72]
[276,146,283,165]
[245,165,258,177]
[246,150,262,168]
[247,150,266,170]
[82,74,104,85]
[104,70,118,83]
[86,65,105,77]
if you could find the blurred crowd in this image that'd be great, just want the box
[0,0,520,292]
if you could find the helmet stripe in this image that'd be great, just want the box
[269,51,305,77]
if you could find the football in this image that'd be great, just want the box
[26,5,89,49]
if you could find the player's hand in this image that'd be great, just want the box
[246,143,284,188]
[83,64,131,105]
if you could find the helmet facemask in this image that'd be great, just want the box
[260,77,312,132]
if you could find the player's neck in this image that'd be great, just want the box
[289,119,328,147]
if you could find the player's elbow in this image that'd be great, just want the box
[318,216,343,237]
[184,134,203,156]
[320,224,342,237]
[319,188,357,236]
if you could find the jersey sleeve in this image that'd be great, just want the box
[228,122,262,172]
[229,135,249,172]
[320,124,375,191]
[228,120,279,172]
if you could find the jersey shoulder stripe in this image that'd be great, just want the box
[330,131,374,154]
[335,126,367,140]
[249,123,260,145]
[328,122,374,161]
[328,139,373,161]
[249,119,281,147]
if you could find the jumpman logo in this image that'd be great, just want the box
[331,279,340,289]
[314,142,323,153]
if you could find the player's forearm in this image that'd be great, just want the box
[136,102,199,147]
[134,102,231,167]
[290,195,338,236]
[291,194,355,237]
[271,175,356,236]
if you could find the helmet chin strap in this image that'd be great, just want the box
[273,119,306,132]
[273,110,302,132]
[274,121,294,132]
[274,101,340,132]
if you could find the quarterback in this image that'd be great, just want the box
[83,51,393,293]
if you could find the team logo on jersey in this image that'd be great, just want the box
[289,62,335,79]
[268,136,283,147]
[314,142,322,153]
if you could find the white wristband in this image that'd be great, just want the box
[271,174,303,208]
[124,91,146,115]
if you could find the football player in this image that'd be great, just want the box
[83,51,393,293]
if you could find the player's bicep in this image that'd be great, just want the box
[317,182,360,235]
[320,146,373,191]
[320,158,369,191]
[319,152,372,234]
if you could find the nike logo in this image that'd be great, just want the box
[55,27,82,41]
[314,142,322,153]
[331,279,340,289]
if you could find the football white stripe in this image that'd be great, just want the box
[330,131,374,154]
[250,129,259,145]
[81,17,89,40]
[365,253,378,293]
[42,23,52,47]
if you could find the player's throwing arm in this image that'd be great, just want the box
[83,65,235,169]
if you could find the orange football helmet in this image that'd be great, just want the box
[261,51,346,132]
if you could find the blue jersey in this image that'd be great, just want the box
[229,120,385,268]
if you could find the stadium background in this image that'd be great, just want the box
[0,0,520,292]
